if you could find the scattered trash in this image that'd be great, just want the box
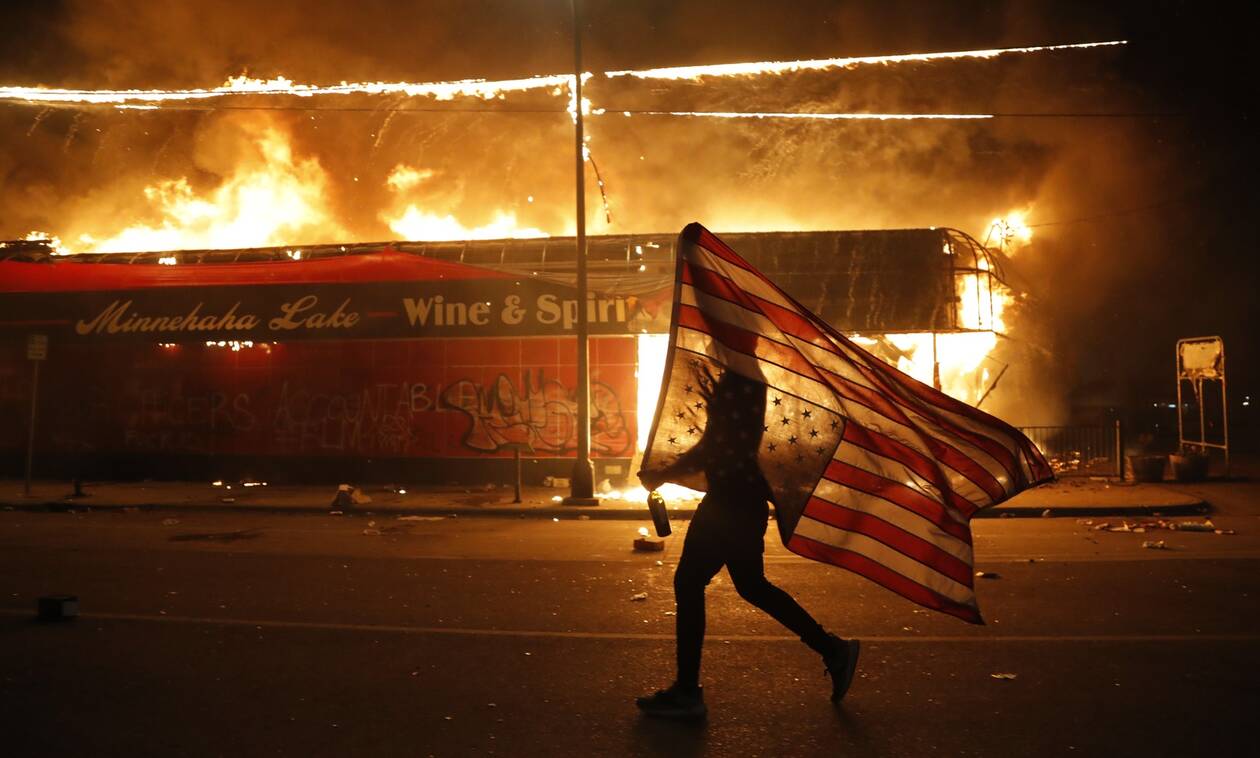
[37,595,79,622]
[1041,509,1052,518]
[351,487,372,505]
[331,485,354,511]
[1141,540,1169,550]
[577,514,591,520]
[1174,520,1215,532]
[630,592,648,601]
[329,510,344,516]
[542,476,570,488]
[1214,529,1237,535]
[1109,522,1133,532]
[362,528,382,536]
[664,611,676,616]
[990,673,1018,680]
[211,480,224,487]
[550,495,563,503]
[1092,523,1110,531]
[397,515,444,522]
[552,517,560,522]
[975,571,1001,579]
[161,518,180,526]
[220,497,236,503]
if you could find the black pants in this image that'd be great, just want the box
[673,523,832,689]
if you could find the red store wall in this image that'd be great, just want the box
[0,335,637,482]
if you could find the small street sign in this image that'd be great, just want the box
[27,333,48,361]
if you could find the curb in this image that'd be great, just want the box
[1,499,1211,520]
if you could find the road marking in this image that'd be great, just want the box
[2,608,1256,643]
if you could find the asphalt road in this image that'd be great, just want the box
[2,501,1258,757]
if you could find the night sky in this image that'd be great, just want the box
[1,1,1254,441]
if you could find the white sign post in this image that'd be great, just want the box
[24,334,47,497]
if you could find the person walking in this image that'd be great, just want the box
[636,369,860,719]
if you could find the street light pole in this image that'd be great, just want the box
[564,0,598,505]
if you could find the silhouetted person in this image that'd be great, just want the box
[637,368,859,719]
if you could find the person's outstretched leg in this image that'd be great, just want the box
[727,554,860,701]
[727,553,831,652]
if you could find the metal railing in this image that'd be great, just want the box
[1018,421,1123,478]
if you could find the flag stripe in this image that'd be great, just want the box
[841,352,1022,486]
[840,423,981,516]
[791,515,974,604]
[802,495,974,585]
[822,372,1008,502]
[786,534,982,623]
[811,480,971,559]
[822,460,973,543]
[684,262,840,355]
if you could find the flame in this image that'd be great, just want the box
[1,41,1125,107]
[23,231,70,255]
[82,121,345,253]
[381,162,548,241]
[987,211,1033,254]
[386,208,548,241]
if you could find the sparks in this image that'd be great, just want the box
[604,40,1127,81]
[622,110,994,121]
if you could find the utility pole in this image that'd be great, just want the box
[564,0,598,505]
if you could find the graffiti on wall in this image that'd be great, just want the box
[273,381,433,455]
[441,370,632,456]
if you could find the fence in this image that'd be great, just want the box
[1017,422,1123,478]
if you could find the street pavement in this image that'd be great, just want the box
[0,476,1212,519]
[1,476,1257,757]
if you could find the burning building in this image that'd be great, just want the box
[0,226,1026,487]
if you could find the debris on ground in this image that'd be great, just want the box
[1041,509,1052,518]
[362,528,382,536]
[634,535,666,552]
[1089,518,1233,536]
[1141,540,1169,550]
[161,518,180,526]
[975,571,1001,579]
[1173,520,1215,532]
[397,515,444,521]
[630,592,648,601]
[577,514,591,520]
[990,673,1018,680]
[220,497,236,503]
[542,476,570,488]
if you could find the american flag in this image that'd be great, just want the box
[641,223,1054,623]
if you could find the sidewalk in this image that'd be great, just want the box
[0,477,1209,520]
